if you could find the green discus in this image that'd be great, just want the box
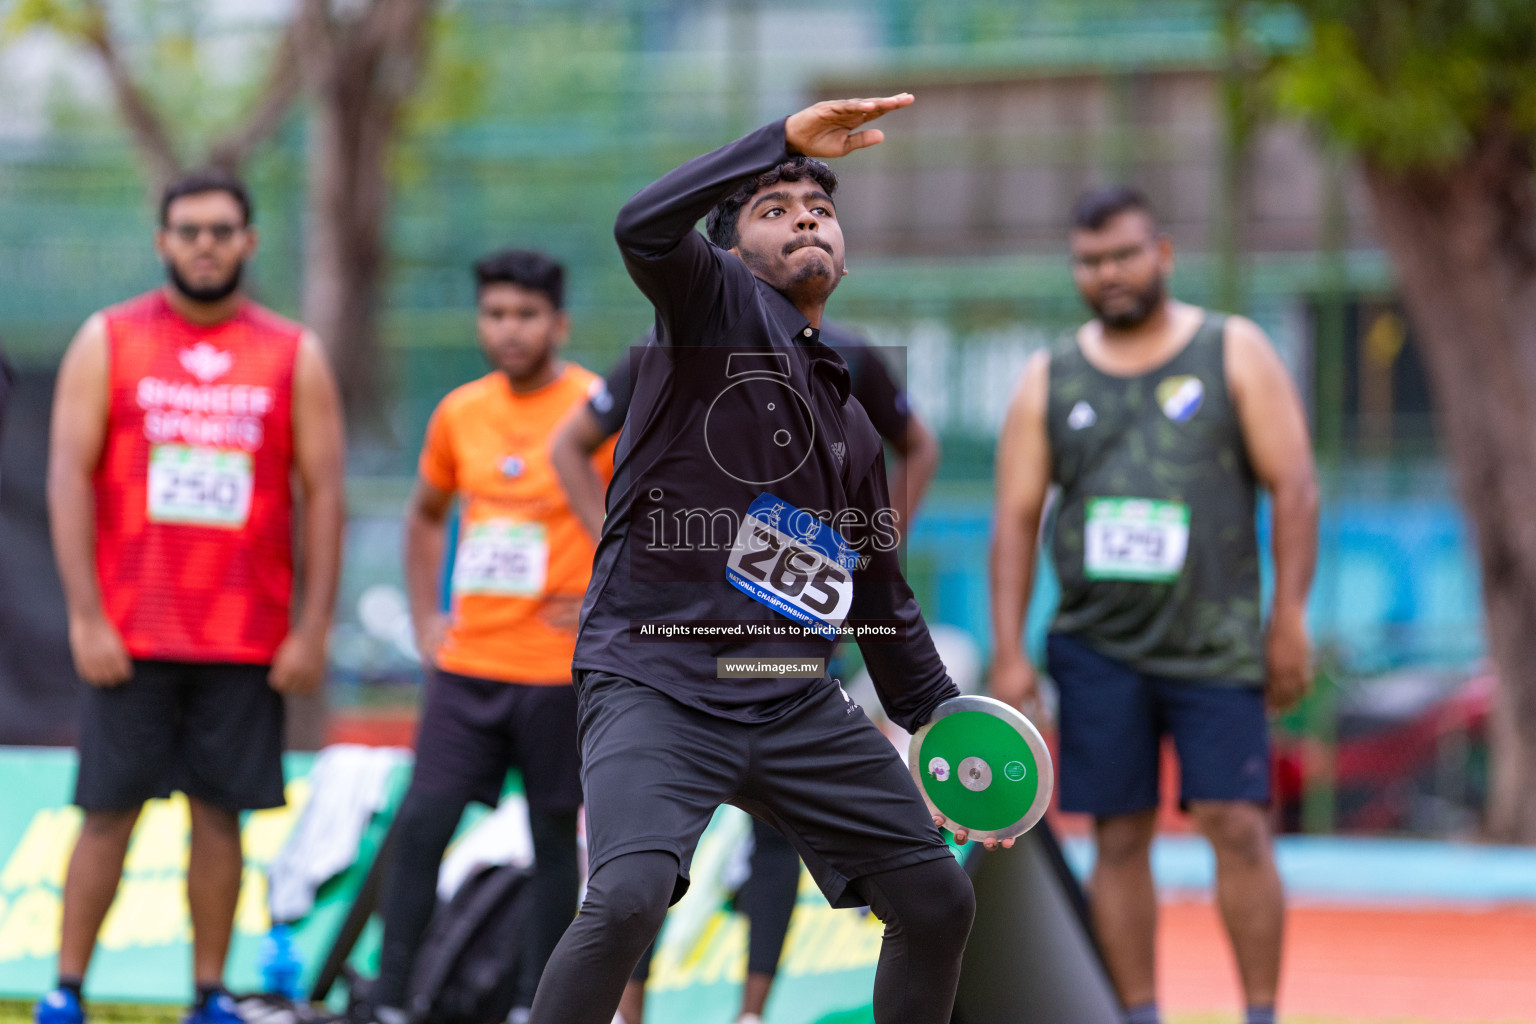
[909,695,1054,842]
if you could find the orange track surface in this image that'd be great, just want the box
[1160,900,1536,1022]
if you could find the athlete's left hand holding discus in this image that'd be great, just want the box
[935,814,1017,851]
[784,93,915,157]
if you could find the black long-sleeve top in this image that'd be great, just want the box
[572,118,956,732]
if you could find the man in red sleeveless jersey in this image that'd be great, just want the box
[37,171,346,1024]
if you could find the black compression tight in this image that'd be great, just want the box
[528,850,975,1024]
[626,821,804,985]
[528,850,676,1024]
[856,855,977,1024]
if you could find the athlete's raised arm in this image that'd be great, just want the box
[613,94,911,346]
[48,314,130,687]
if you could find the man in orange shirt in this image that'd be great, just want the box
[366,251,613,1024]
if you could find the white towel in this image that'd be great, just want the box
[435,794,534,901]
[267,744,406,923]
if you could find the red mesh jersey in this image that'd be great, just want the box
[94,291,302,663]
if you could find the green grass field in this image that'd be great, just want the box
[2,1003,1518,1024]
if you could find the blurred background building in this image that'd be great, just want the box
[0,0,1487,836]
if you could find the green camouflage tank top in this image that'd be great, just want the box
[1046,312,1262,683]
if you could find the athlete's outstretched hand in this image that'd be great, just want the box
[69,613,132,687]
[785,94,914,159]
[269,627,327,695]
[940,815,1017,851]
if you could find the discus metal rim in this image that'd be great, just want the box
[909,694,1055,842]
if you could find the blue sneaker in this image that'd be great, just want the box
[183,991,244,1024]
[35,988,84,1024]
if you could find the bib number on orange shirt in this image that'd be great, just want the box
[452,520,549,598]
[146,444,254,529]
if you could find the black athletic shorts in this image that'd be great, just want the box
[575,670,953,910]
[408,669,583,814]
[75,660,286,813]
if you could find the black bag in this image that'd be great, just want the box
[405,863,534,1024]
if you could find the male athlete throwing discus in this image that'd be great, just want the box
[551,323,942,1024]
[528,95,994,1024]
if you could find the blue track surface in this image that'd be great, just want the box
[1062,834,1536,904]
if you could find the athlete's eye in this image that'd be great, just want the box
[764,207,785,217]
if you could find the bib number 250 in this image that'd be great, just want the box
[147,444,254,528]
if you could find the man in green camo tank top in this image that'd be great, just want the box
[989,188,1319,1024]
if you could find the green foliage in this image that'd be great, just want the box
[1269,0,1536,169]
[4,0,95,38]
[5,0,295,158]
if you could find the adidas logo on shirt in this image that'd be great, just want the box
[1068,401,1097,430]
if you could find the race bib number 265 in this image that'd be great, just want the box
[147,444,254,528]
[726,493,856,640]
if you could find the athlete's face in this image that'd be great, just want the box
[1070,210,1172,331]
[732,179,846,307]
[477,282,568,385]
[155,191,256,304]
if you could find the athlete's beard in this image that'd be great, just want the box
[166,260,244,304]
[1091,274,1166,331]
[738,240,838,304]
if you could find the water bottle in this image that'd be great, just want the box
[259,923,303,999]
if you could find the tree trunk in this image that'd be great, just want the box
[305,88,389,434]
[300,0,435,437]
[1362,118,1536,843]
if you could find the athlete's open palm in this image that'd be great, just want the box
[785,94,914,159]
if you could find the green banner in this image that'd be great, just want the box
[644,873,882,1024]
[0,749,970,1023]
[0,748,411,1005]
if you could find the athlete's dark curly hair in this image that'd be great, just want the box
[704,157,839,250]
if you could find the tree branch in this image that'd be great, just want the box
[354,0,435,100]
[293,0,340,94]
[207,18,306,171]
[80,0,181,188]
